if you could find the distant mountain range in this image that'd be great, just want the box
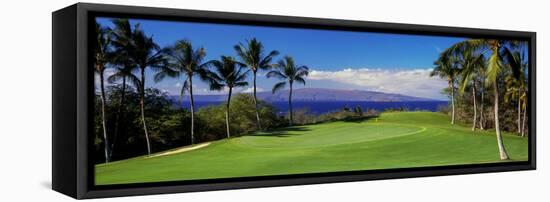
[170,88,440,102]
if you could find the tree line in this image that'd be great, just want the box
[430,39,529,160]
[94,19,309,163]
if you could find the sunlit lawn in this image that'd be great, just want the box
[95,111,529,185]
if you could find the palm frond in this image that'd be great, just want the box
[234,81,249,88]
[486,49,503,86]
[294,77,306,85]
[272,81,286,94]
[266,70,286,79]
[180,79,189,97]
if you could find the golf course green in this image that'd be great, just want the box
[95,112,528,185]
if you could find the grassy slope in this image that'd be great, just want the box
[95,112,528,185]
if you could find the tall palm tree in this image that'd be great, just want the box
[446,39,523,160]
[503,47,527,135]
[478,71,486,130]
[266,56,309,126]
[106,65,140,158]
[94,22,112,163]
[131,26,168,155]
[504,74,521,133]
[430,53,459,125]
[107,18,140,158]
[456,48,485,131]
[234,38,279,131]
[208,56,249,138]
[155,40,212,145]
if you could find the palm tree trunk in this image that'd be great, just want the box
[110,76,126,159]
[493,82,509,160]
[225,87,233,138]
[472,82,477,131]
[480,89,485,130]
[189,76,195,144]
[140,67,151,155]
[99,71,110,163]
[449,80,455,125]
[288,82,293,126]
[517,88,521,134]
[521,104,527,137]
[253,72,262,131]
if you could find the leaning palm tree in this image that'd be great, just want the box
[131,26,168,155]
[445,39,524,160]
[154,40,212,145]
[430,53,459,125]
[266,56,309,126]
[456,48,485,131]
[520,89,528,137]
[234,38,279,131]
[94,22,112,163]
[208,56,249,138]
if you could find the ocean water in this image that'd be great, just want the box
[173,100,448,115]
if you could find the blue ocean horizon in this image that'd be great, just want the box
[171,100,448,115]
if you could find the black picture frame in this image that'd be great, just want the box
[52,3,536,199]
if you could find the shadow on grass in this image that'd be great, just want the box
[339,115,379,123]
[249,126,311,138]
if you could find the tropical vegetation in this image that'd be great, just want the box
[93,18,529,177]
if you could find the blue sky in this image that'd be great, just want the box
[96,17,467,100]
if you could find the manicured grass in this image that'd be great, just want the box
[95,112,529,185]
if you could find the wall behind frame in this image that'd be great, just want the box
[0,0,548,201]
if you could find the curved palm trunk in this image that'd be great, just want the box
[110,76,126,159]
[479,88,485,130]
[493,82,509,160]
[225,87,233,138]
[99,71,110,163]
[140,67,151,155]
[252,72,262,131]
[288,82,293,126]
[521,104,527,137]
[188,76,195,144]
[472,82,477,131]
[517,88,521,134]
[449,80,455,125]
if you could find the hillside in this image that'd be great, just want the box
[173,88,439,102]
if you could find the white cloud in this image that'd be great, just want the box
[308,68,448,99]
[240,87,265,93]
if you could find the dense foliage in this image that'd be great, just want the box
[93,88,285,163]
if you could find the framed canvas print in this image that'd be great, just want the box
[52,3,536,199]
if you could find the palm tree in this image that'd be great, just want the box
[234,38,279,131]
[208,56,249,138]
[266,56,309,126]
[430,53,459,125]
[107,18,140,158]
[503,46,527,135]
[154,40,212,145]
[478,71,486,130]
[445,39,524,160]
[504,74,521,133]
[131,26,168,155]
[456,48,485,131]
[94,22,112,163]
[106,65,140,158]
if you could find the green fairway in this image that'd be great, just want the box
[95,112,529,185]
